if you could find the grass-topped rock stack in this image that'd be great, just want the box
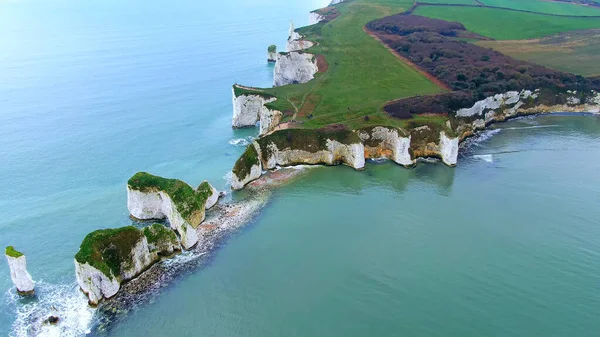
[267,45,277,63]
[5,246,35,295]
[74,224,180,305]
[127,172,219,249]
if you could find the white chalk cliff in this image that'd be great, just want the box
[232,88,283,135]
[205,182,219,209]
[456,89,600,137]
[287,20,315,52]
[5,249,35,295]
[358,126,415,167]
[260,139,365,170]
[273,52,318,87]
[309,12,325,25]
[75,225,180,305]
[127,188,202,250]
[231,142,263,190]
[440,132,459,167]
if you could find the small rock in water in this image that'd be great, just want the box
[44,316,60,325]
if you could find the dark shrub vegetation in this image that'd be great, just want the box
[366,14,600,118]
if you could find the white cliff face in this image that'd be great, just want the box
[5,254,35,294]
[75,228,180,305]
[127,188,201,250]
[329,0,346,4]
[231,143,263,190]
[232,89,282,135]
[287,39,314,53]
[232,90,277,128]
[358,126,415,167]
[205,182,219,209]
[288,21,301,41]
[268,51,277,63]
[309,12,325,25]
[273,52,318,87]
[440,132,459,167]
[75,261,120,306]
[261,139,365,170]
[456,91,525,117]
[259,107,283,136]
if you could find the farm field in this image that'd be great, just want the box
[413,5,600,39]
[477,29,600,76]
[480,0,600,16]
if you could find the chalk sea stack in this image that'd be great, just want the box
[74,224,180,305]
[5,246,35,295]
[127,172,219,249]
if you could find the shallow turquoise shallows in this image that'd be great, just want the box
[2,0,600,336]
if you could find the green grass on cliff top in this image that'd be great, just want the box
[480,0,600,16]
[128,172,211,220]
[414,6,600,40]
[75,226,143,279]
[5,246,24,258]
[252,0,446,130]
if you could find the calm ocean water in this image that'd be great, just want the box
[1,0,600,336]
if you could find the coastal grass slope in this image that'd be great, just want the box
[413,5,600,39]
[253,0,447,130]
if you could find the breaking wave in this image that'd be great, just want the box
[6,281,94,337]
[502,125,558,131]
[472,154,494,163]
[228,136,255,147]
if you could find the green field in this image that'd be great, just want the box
[477,29,600,76]
[420,0,478,4]
[255,0,445,130]
[480,0,600,16]
[414,5,600,39]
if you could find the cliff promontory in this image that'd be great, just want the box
[74,224,180,305]
[127,172,218,249]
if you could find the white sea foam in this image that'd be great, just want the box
[228,136,255,147]
[7,281,94,337]
[503,125,558,131]
[473,154,494,163]
[418,157,440,163]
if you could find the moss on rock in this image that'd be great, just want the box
[127,172,210,220]
[5,246,24,258]
[232,144,260,180]
[75,226,143,280]
[233,85,275,99]
[142,224,179,255]
[268,45,277,53]
[256,126,361,160]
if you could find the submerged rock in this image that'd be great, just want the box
[5,246,35,295]
[127,172,218,249]
[74,224,180,305]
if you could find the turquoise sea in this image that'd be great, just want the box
[1,0,600,336]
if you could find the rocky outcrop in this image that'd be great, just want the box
[74,224,180,305]
[357,126,415,167]
[127,172,217,249]
[440,132,459,167]
[309,11,325,25]
[232,144,263,190]
[267,45,277,63]
[455,89,600,137]
[287,20,315,52]
[5,246,35,295]
[232,86,283,136]
[273,52,318,87]
[255,128,365,170]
